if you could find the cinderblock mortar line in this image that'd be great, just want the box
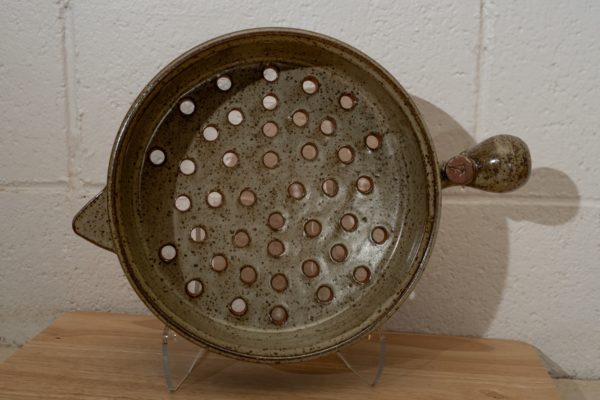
[59,0,81,195]
[473,0,486,140]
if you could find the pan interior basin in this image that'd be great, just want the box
[110,30,438,361]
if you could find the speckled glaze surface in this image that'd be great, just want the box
[73,28,530,363]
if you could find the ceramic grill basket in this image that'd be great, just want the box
[73,28,531,363]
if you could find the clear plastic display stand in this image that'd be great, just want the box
[161,325,386,393]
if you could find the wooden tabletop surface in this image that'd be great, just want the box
[0,312,559,399]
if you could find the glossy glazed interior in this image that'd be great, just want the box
[108,29,439,362]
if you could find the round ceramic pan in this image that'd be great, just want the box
[73,28,530,363]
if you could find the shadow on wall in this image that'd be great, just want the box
[387,97,580,336]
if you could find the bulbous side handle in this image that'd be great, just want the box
[441,135,531,192]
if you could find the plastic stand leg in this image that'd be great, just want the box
[161,326,386,392]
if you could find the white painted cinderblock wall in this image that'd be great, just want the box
[1,0,598,379]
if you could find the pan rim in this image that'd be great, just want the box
[107,27,441,363]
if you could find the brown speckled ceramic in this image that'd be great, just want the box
[73,28,530,363]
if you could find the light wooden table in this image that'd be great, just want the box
[0,312,560,399]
